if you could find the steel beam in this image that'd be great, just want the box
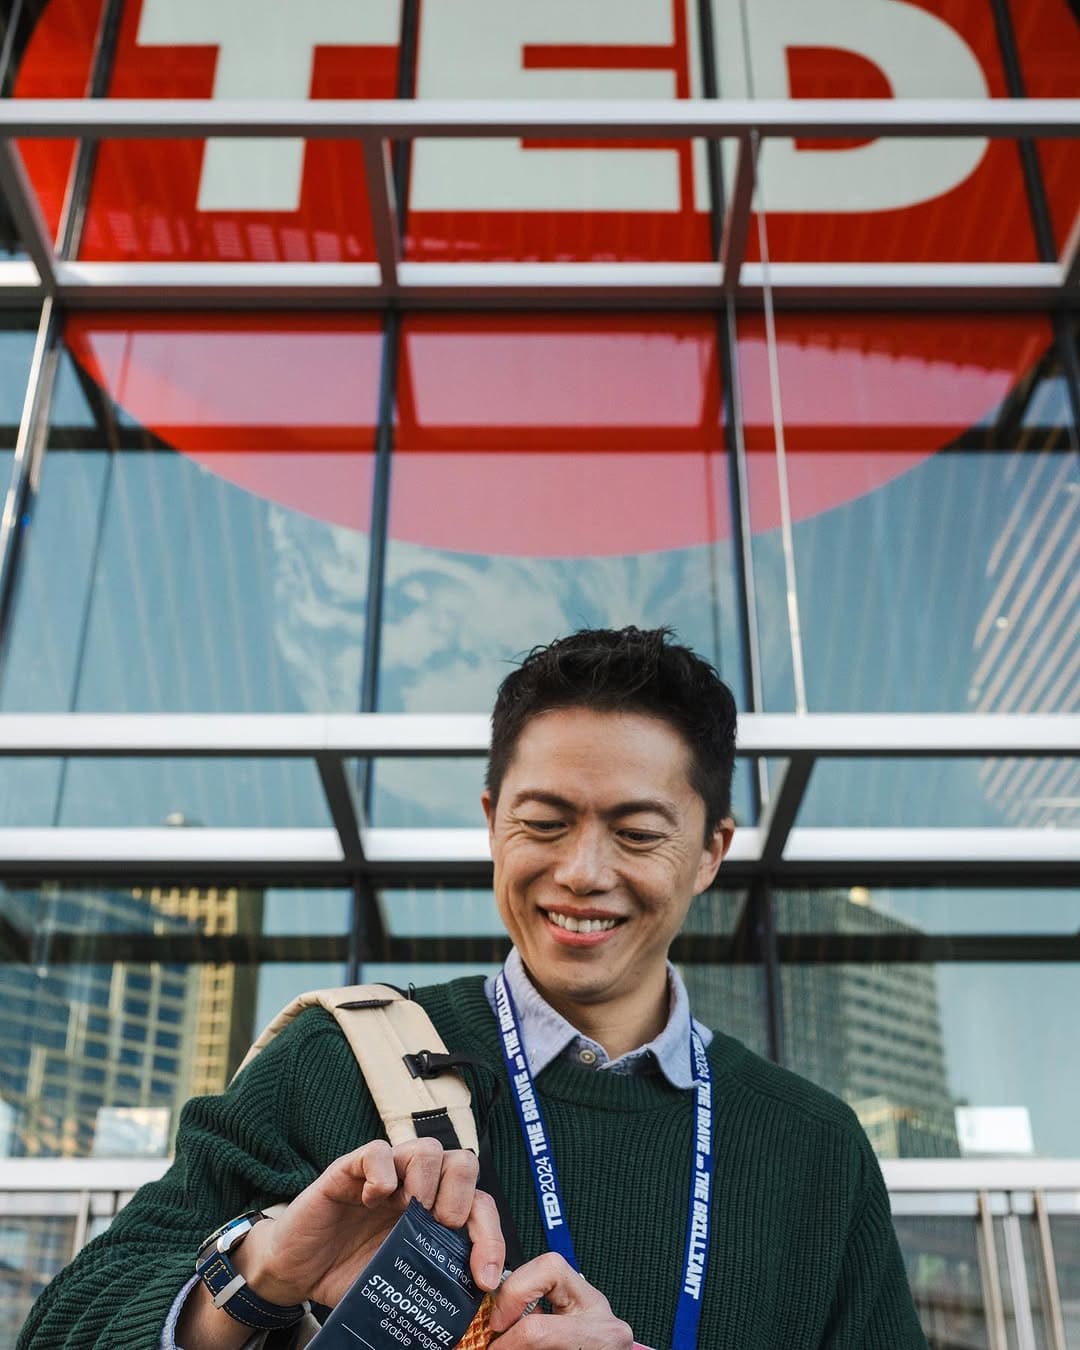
[0,138,56,293]
[0,259,1059,310]
[1063,207,1080,291]
[719,133,756,293]
[0,711,1075,757]
[0,711,492,756]
[0,825,1075,878]
[361,136,399,293]
[315,752,365,865]
[0,97,1076,140]
[758,754,814,864]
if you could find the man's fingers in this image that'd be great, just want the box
[464,1189,505,1291]
[488,1257,633,1350]
[393,1135,446,1211]
[325,1140,399,1207]
[490,1253,603,1331]
[429,1147,481,1230]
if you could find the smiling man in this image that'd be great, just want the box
[20,627,928,1350]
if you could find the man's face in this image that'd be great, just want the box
[482,706,733,1020]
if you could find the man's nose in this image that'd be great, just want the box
[551,825,616,894]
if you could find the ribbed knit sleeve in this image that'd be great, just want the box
[17,1008,371,1350]
[818,1136,929,1349]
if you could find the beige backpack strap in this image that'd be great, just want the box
[236,984,478,1154]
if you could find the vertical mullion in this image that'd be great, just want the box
[347,879,390,984]
[0,0,27,97]
[0,297,59,679]
[356,0,418,819]
[698,0,773,1059]
[0,0,122,675]
[357,312,399,768]
[985,0,1080,437]
[987,0,1056,263]
[347,879,369,984]
[698,0,765,803]
[57,0,126,259]
[755,882,783,1064]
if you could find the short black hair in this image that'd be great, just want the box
[486,627,737,838]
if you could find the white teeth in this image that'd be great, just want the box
[546,911,619,934]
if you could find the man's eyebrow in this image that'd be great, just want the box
[510,790,577,813]
[609,798,679,827]
[509,791,678,826]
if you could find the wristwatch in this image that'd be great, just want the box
[195,1210,311,1330]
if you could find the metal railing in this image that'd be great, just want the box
[2,1157,1079,1349]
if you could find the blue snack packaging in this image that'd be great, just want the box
[309,1200,485,1350]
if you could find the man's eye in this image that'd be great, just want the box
[524,820,564,833]
[620,830,663,845]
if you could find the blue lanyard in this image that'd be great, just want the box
[493,972,713,1350]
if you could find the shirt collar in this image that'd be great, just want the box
[484,947,711,1090]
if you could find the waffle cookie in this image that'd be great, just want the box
[455,1291,494,1350]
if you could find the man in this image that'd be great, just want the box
[20,627,928,1349]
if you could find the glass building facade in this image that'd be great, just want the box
[0,0,1077,1344]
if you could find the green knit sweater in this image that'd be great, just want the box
[19,977,927,1349]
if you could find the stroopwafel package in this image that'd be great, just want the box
[310,1200,491,1349]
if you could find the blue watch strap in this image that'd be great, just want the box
[196,1213,310,1331]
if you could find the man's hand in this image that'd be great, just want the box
[238,1137,505,1307]
[488,1253,634,1350]
[178,1138,504,1349]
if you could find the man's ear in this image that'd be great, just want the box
[695,817,735,893]
[481,789,496,844]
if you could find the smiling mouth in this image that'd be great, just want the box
[542,909,624,934]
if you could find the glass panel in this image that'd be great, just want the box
[407,2,711,262]
[0,883,352,1155]
[0,757,331,829]
[254,963,350,1033]
[373,759,488,829]
[777,901,1079,1158]
[0,1215,76,1345]
[680,890,767,1058]
[742,311,1077,826]
[0,315,380,826]
[380,887,504,939]
[376,314,751,825]
[15,0,398,263]
[731,3,1038,262]
[1008,0,1080,255]
[372,758,762,830]
[0,318,40,458]
[376,889,509,971]
[779,887,1080,937]
[10,0,108,247]
[1050,1217,1080,1349]
[365,962,503,992]
[800,757,1079,829]
[892,1213,990,1350]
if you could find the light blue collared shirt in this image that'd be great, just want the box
[164,953,709,1346]
[484,946,711,1088]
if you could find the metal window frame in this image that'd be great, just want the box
[0,98,1076,308]
[0,711,1075,881]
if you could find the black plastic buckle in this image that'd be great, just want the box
[404,1049,459,1079]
